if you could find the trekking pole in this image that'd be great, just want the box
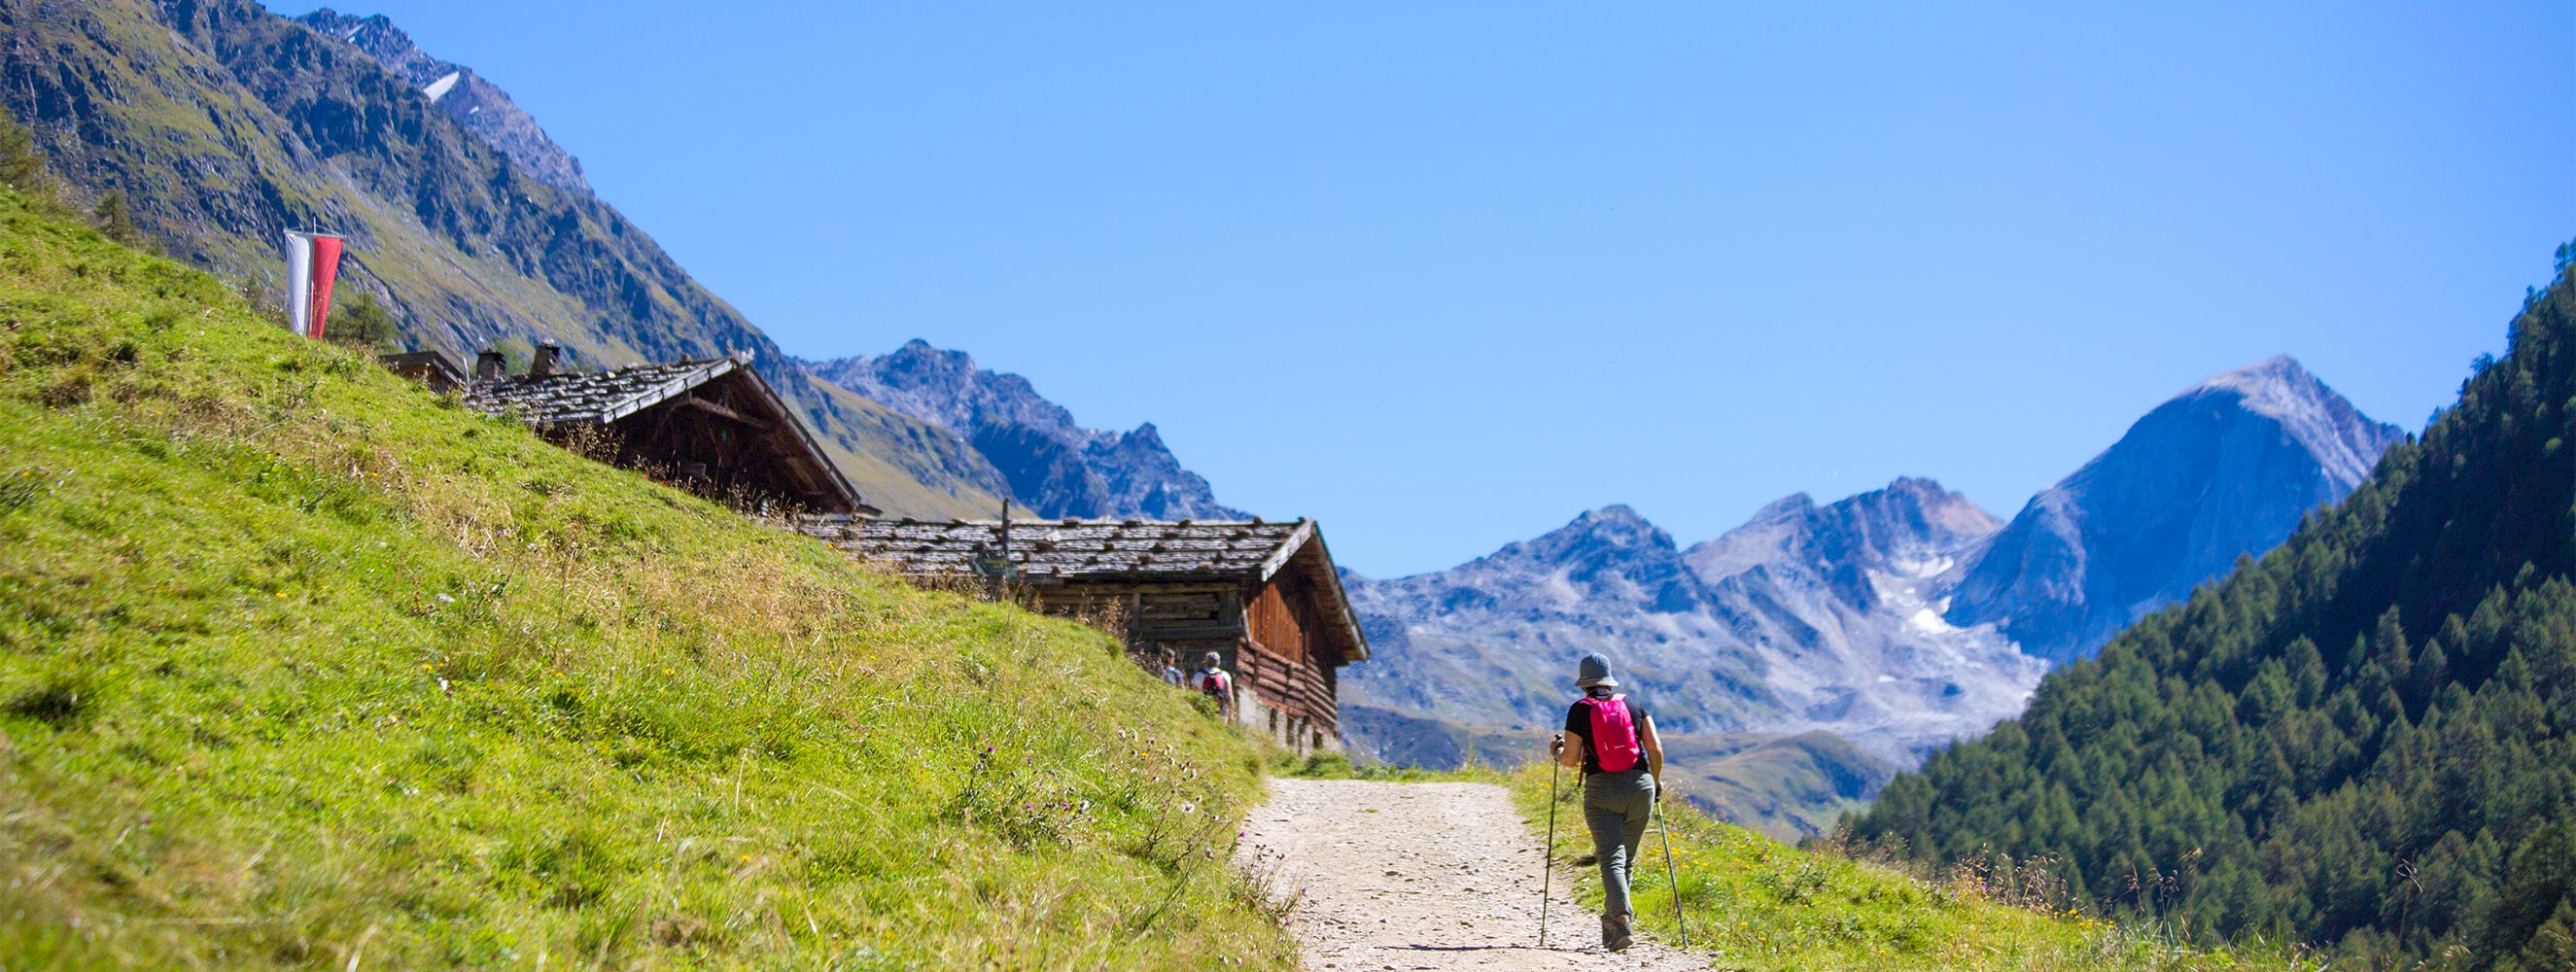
[1654,797,1689,949]
[1540,739,1560,949]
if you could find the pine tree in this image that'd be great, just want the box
[327,289,400,352]
[0,107,44,195]
[92,190,138,245]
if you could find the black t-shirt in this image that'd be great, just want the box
[1563,695,1650,776]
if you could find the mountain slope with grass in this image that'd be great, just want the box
[1857,254,2576,970]
[1506,765,2299,972]
[0,0,1006,520]
[0,190,1292,969]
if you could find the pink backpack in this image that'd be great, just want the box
[1580,695,1643,772]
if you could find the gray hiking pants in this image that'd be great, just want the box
[1583,769,1656,926]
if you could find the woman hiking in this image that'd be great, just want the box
[1549,652,1665,952]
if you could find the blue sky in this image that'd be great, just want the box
[275,2,2573,577]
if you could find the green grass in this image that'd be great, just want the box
[0,189,1298,969]
[1510,765,2314,972]
[1275,751,1502,783]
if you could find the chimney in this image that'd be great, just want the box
[474,349,506,380]
[530,343,562,377]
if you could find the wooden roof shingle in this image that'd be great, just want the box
[793,515,1370,662]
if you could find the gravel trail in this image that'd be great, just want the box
[1238,779,1704,971]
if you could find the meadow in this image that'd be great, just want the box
[0,189,1297,970]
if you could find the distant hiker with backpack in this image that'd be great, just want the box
[1157,647,1186,688]
[1549,652,1664,952]
[1188,651,1236,722]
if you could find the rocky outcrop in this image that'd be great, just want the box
[807,340,1248,521]
[297,10,590,194]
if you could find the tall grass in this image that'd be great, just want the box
[0,189,1299,969]
[1510,765,2316,972]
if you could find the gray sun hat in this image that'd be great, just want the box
[1575,653,1618,689]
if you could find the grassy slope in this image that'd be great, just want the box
[1510,765,2304,972]
[1347,705,1890,842]
[0,191,1294,969]
[8,0,1014,525]
[807,379,1007,522]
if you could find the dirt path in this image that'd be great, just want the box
[1238,779,1704,971]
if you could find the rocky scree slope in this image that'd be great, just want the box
[806,339,1248,521]
[0,0,1005,518]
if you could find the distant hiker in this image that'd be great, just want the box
[1188,651,1236,722]
[1549,652,1664,953]
[1158,647,1186,688]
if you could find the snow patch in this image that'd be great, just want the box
[422,71,461,103]
[1906,608,1956,635]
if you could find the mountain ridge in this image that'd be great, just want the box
[1345,356,2402,780]
[296,9,591,195]
[805,339,1247,520]
[1944,355,2407,662]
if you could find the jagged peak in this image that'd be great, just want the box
[1748,492,1817,522]
[2156,356,2402,489]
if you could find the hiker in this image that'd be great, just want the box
[1188,651,1236,722]
[1549,652,1664,952]
[1157,647,1186,688]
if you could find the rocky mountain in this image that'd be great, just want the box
[1944,356,2407,662]
[1343,482,2041,767]
[806,340,1248,521]
[296,10,589,194]
[1346,358,2403,784]
[0,0,1003,518]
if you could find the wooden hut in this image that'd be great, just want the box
[802,515,1368,752]
[377,350,467,393]
[462,346,872,515]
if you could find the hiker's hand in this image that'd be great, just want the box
[1549,734,1565,756]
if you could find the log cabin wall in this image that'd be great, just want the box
[1024,576,1341,753]
[828,518,1364,757]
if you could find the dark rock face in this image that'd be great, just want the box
[297,10,590,195]
[806,341,1248,521]
[1944,356,2405,663]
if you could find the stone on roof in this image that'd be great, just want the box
[461,357,742,426]
[795,516,1311,580]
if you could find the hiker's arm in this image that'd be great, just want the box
[1552,732,1586,769]
[1640,715,1665,793]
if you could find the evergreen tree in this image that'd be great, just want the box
[327,289,400,352]
[92,190,138,245]
[0,106,44,196]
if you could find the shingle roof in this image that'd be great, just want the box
[461,355,870,514]
[796,516,1314,579]
[462,358,738,426]
[798,514,1370,662]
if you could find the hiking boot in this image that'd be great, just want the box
[1602,915,1633,952]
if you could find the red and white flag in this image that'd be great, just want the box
[283,230,345,339]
